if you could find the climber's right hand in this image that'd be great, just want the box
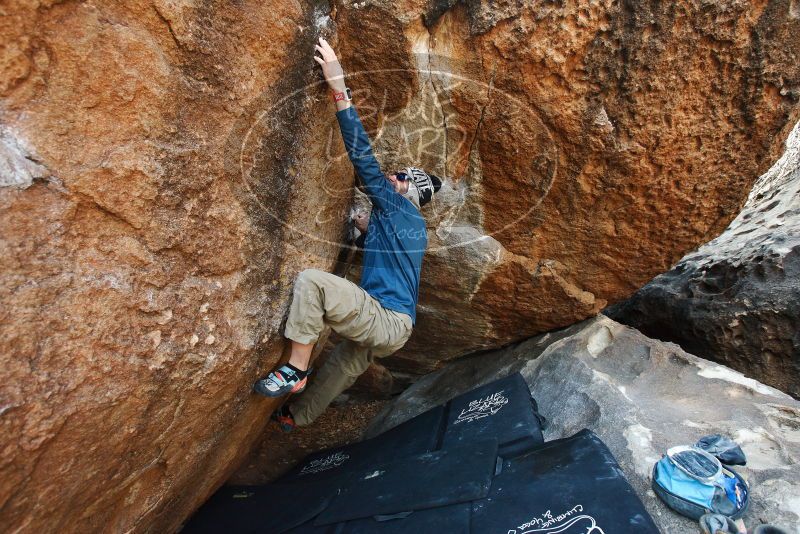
[313,37,346,93]
[353,211,369,233]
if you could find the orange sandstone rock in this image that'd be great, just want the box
[1,0,798,532]
[1,1,350,532]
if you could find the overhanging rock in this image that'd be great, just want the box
[367,315,800,533]
[3,0,800,530]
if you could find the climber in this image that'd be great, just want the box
[252,37,442,432]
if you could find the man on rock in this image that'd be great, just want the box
[252,37,442,431]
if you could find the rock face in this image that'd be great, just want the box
[341,0,800,375]
[609,121,800,398]
[367,316,800,533]
[1,1,799,532]
[0,2,353,532]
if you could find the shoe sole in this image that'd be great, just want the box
[290,378,307,394]
[253,377,307,398]
[277,420,295,433]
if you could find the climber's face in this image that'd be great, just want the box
[387,173,410,194]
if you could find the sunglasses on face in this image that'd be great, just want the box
[395,172,408,182]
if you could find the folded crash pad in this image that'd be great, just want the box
[470,429,660,534]
[441,372,544,458]
[184,408,445,533]
[283,521,338,534]
[339,503,471,534]
[279,405,445,484]
[182,480,336,534]
[314,438,498,526]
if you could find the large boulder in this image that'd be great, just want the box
[1,0,799,531]
[331,0,800,374]
[0,1,352,532]
[609,121,800,398]
[367,315,800,533]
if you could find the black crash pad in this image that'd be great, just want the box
[339,503,471,534]
[442,372,544,458]
[279,405,445,484]
[470,429,660,534]
[283,521,337,533]
[184,408,445,533]
[182,479,336,534]
[314,438,498,526]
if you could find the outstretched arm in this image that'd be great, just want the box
[314,38,402,212]
[314,38,351,113]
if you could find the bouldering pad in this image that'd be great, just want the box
[442,372,544,457]
[339,503,471,533]
[279,405,445,484]
[470,429,660,534]
[314,439,498,526]
[182,480,336,534]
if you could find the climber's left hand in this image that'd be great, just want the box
[314,37,346,93]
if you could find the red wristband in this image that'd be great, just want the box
[332,88,352,102]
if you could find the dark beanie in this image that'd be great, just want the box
[405,166,443,207]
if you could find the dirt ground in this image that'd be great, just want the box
[227,395,388,485]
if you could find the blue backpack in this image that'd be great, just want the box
[653,443,749,520]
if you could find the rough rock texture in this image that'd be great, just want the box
[330,0,800,375]
[0,2,352,532]
[368,316,800,533]
[609,121,800,398]
[1,0,800,532]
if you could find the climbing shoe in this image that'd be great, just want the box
[253,364,308,398]
[271,404,296,433]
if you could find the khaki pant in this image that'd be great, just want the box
[284,269,412,426]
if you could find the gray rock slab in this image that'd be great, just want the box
[366,316,800,533]
[608,121,800,398]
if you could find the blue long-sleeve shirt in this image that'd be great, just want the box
[336,105,427,324]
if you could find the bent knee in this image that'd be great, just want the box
[297,268,325,282]
[295,268,327,289]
